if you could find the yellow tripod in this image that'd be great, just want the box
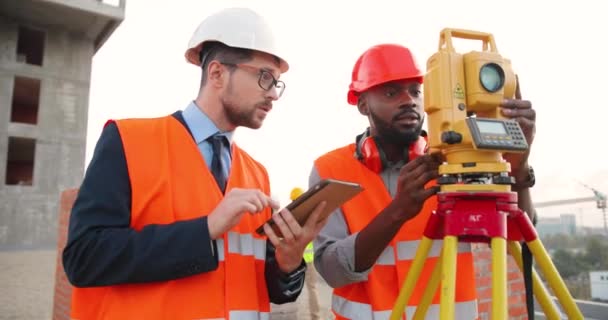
[389,190,584,320]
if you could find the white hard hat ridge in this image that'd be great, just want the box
[185,7,289,72]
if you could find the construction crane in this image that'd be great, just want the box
[534,182,607,233]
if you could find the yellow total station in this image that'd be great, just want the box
[389,28,583,320]
[424,28,528,193]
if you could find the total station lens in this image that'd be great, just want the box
[479,63,505,92]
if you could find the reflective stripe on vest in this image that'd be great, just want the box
[217,238,225,262]
[229,310,270,320]
[227,232,266,260]
[216,233,266,262]
[303,242,314,263]
[376,241,471,265]
[193,311,270,320]
[332,294,477,320]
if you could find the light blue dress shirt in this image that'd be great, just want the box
[182,101,234,179]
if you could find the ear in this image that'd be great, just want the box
[357,95,369,116]
[206,60,226,88]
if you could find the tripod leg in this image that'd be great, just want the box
[491,237,508,320]
[390,236,434,320]
[439,235,458,320]
[526,239,584,319]
[412,252,443,320]
[512,211,584,319]
[508,241,562,320]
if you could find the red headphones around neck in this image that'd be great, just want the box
[354,128,428,173]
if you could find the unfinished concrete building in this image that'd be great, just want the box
[0,0,125,249]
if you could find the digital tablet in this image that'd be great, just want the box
[256,179,364,237]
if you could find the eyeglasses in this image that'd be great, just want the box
[220,62,286,98]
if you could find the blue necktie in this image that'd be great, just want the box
[208,134,228,193]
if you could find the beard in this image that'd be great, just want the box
[221,81,266,129]
[369,109,424,148]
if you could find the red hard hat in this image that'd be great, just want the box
[347,44,423,105]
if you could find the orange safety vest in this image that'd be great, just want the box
[71,115,272,320]
[315,145,478,320]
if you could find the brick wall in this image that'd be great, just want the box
[473,243,528,320]
[52,189,78,320]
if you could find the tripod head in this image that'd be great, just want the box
[424,28,529,192]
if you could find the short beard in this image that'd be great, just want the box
[221,80,260,129]
[370,110,423,148]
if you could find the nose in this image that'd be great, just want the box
[265,86,280,101]
[398,89,420,108]
[405,90,418,102]
[398,97,417,110]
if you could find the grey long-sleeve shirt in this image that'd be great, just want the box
[309,161,403,288]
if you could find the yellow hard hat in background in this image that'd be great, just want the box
[290,187,304,201]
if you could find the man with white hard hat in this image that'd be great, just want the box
[63,7,328,320]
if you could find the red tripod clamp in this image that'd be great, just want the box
[424,191,538,243]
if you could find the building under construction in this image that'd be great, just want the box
[0,0,125,249]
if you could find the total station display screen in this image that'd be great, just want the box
[476,120,507,134]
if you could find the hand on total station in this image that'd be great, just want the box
[390,154,441,222]
[501,75,536,174]
[263,201,328,273]
[207,188,279,240]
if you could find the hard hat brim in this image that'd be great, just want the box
[185,41,289,73]
[347,75,423,105]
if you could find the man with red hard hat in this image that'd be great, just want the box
[310,43,537,319]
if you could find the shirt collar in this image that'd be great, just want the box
[182,101,235,145]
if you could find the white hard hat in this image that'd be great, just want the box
[185,7,289,73]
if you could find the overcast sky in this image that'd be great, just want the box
[87,0,608,227]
